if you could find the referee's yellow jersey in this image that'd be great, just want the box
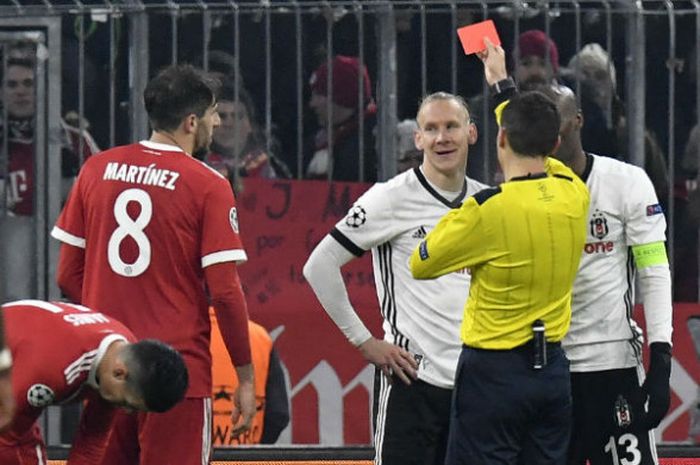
[410,158,589,349]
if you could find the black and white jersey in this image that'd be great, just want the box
[563,154,670,372]
[332,167,488,388]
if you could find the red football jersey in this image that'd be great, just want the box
[1,300,134,442]
[51,141,248,396]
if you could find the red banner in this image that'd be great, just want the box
[236,178,700,446]
[237,178,379,445]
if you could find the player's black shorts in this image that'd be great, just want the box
[372,370,452,465]
[568,367,658,465]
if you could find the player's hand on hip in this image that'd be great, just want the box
[477,37,508,85]
[637,342,672,430]
[230,364,256,437]
[358,337,418,385]
[0,371,15,431]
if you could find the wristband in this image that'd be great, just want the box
[0,348,12,372]
[489,77,516,97]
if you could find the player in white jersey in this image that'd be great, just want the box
[548,86,673,465]
[304,92,487,465]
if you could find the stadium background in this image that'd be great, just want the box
[0,0,699,461]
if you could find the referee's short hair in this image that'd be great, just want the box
[501,91,560,157]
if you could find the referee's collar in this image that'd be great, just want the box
[413,167,467,208]
[509,172,547,182]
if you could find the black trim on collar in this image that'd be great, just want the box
[413,167,467,208]
[580,153,594,183]
[330,228,365,257]
[509,172,547,182]
[473,186,502,205]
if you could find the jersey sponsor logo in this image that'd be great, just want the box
[6,169,28,207]
[590,210,609,240]
[345,205,366,228]
[103,162,181,191]
[27,384,55,408]
[63,312,110,326]
[584,241,614,254]
[229,207,239,233]
[646,203,663,216]
[411,226,427,239]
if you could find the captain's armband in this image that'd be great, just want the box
[631,242,668,269]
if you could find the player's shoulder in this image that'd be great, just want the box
[465,176,491,196]
[589,153,650,186]
[360,169,415,202]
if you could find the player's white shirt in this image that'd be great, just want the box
[563,154,668,371]
[332,167,488,388]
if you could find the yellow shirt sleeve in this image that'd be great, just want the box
[410,196,497,279]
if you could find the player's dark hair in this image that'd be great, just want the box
[124,339,189,413]
[144,64,216,132]
[501,91,560,157]
[417,91,471,124]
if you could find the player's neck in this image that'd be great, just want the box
[421,164,465,192]
[96,340,127,386]
[150,130,194,156]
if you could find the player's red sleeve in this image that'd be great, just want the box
[66,392,115,465]
[57,243,85,303]
[205,262,252,366]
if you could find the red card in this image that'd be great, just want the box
[457,20,501,55]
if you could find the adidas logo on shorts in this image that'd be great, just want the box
[412,226,427,239]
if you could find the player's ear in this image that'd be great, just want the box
[497,127,507,149]
[414,128,423,151]
[113,360,128,381]
[467,121,478,145]
[183,114,198,134]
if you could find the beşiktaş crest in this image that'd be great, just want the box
[590,210,609,240]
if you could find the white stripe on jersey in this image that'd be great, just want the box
[65,350,98,385]
[201,249,247,267]
[3,300,64,313]
[50,226,86,248]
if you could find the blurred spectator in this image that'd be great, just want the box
[204,83,290,184]
[2,53,99,216]
[210,309,289,445]
[562,43,669,204]
[513,29,560,91]
[468,29,559,184]
[395,119,422,173]
[306,55,377,182]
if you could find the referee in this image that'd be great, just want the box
[410,39,589,465]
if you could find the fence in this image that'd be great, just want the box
[0,0,698,449]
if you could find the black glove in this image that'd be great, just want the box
[638,342,672,430]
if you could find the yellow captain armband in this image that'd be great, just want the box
[494,100,509,127]
[631,242,668,269]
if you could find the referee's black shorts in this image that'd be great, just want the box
[568,367,658,465]
[372,370,452,465]
[446,341,572,465]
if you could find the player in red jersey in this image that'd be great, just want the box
[0,303,12,433]
[0,299,188,465]
[51,64,254,465]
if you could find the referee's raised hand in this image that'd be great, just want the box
[477,37,508,85]
[358,337,418,385]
